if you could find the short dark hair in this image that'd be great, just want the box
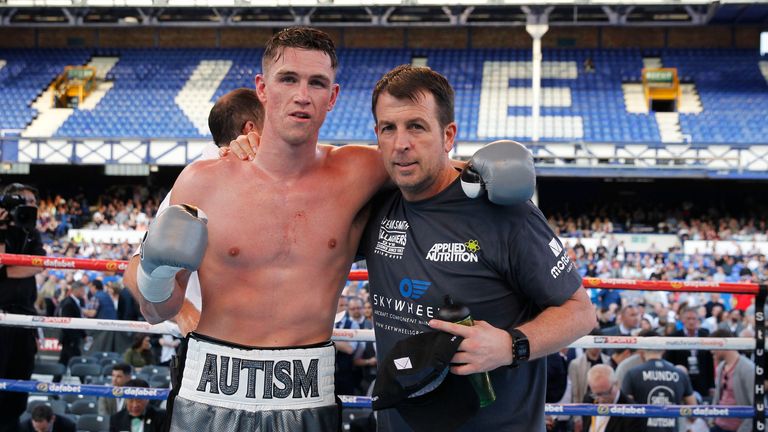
[112,362,132,375]
[208,88,264,147]
[372,64,455,129]
[31,404,54,421]
[125,378,149,388]
[638,329,658,338]
[91,279,104,291]
[263,27,338,74]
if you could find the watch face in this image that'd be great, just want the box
[517,344,529,359]
[514,337,529,360]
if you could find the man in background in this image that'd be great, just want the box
[109,379,166,432]
[19,404,76,432]
[622,330,696,432]
[98,363,132,416]
[0,183,45,431]
[57,282,87,368]
[580,364,646,432]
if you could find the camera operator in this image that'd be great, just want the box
[0,183,45,432]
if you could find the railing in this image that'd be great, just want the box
[0,136,766,178]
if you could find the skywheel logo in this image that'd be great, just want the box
[399,278,431,300]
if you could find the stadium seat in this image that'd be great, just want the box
[60,394,98,404]
[139,365,170,378]
[77,414,110,432]
[67,356,99,369]
[69,399,99,415]
[90,351,123,361]
[149,373,171,389]
[33,361,66,376]
[99,357,120,367]
[69,363,103,383]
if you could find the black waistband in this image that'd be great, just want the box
[189,332,333,351]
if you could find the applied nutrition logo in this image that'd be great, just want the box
[425,239,481,263]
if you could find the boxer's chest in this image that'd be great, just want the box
[205,179,362,268]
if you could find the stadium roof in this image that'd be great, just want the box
[0,0,766,26]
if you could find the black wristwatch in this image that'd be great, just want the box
[508,328,530,368]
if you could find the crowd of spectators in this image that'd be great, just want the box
[35,185,166,243]
[547,202,768,241]
[28,187,768,244]
[15,186,768,431]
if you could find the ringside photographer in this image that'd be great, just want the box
[0,183,46,432]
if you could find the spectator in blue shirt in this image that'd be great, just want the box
[87,278,119,353]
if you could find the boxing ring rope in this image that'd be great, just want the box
[1,253,760,294]
[1,253,760,293]
[0,312,757,349]
[0,312,377,342]
[0,378,756,418]
[1,253,766,427]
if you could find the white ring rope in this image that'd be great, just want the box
[0,312,755,349]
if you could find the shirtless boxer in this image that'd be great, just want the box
[132,28,388,431]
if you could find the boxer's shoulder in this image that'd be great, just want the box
[325,144,389,188]
[179,157,228,179]
[325,144,379,166]
[171,158,230,204]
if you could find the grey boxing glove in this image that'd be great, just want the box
[460,140,535,205]
[137,204,208,303]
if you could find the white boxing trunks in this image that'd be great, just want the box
[166,333,338,432]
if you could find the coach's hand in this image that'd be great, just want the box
[428,319,514,374]
[461,140,535,205]
[224,131,260,160]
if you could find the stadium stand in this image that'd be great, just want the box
[0,49,91,132]
[2,48,766,144]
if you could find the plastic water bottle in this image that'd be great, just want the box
[437,295,496,407]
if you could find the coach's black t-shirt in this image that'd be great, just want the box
[360,177,582,432]
[622,359,694,432]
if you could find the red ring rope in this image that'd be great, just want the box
[3,253,759,294]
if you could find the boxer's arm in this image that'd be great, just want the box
[430,287,595,374]
[174,297,201,335]
[124,255,188,324]
[130,164,210,324]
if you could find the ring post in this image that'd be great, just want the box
[754,284,766,432]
